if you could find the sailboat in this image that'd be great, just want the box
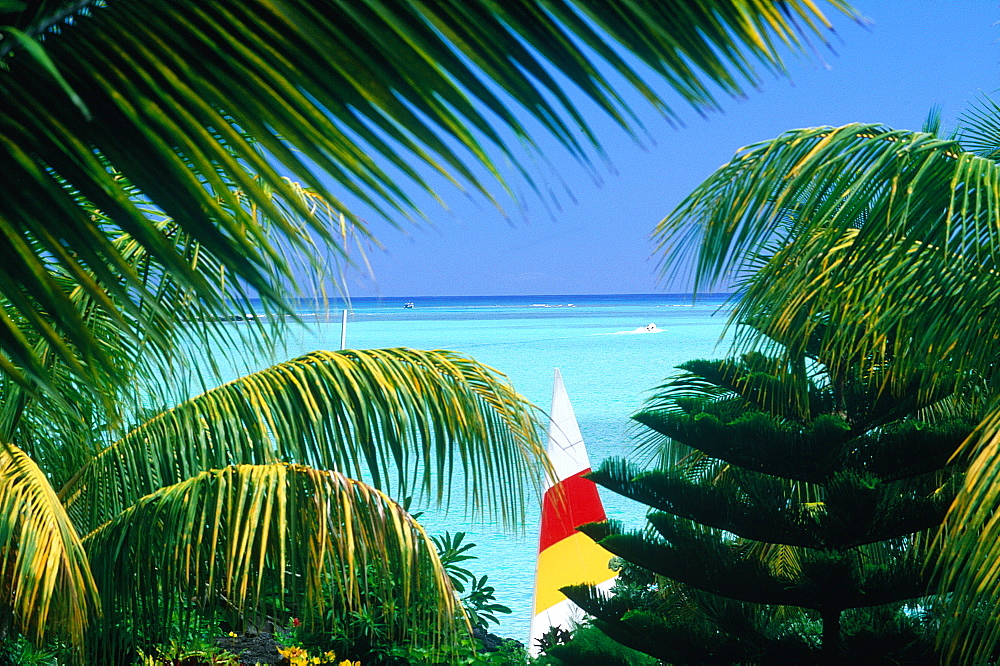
[527,369,617,655]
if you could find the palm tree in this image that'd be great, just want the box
[0,204,548,659]
[653,102,1000,660]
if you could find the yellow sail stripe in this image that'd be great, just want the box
[532,531,617,615]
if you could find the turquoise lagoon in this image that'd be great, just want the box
[233,294,734,643]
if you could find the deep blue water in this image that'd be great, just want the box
[225,293,735,642]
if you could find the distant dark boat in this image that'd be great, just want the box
[403,302,414,309]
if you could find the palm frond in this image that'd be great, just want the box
[655,125,1000,384]
[61,348,546,532]
[82,463,463,654]
[957,94,1000,160]
[655,120,1000,661]
[0,181,341,481]
[0,0,860,386]
[933,405,1000,662]
[742,540,803,580]
[0,442,98,646]
[0,162,346,403]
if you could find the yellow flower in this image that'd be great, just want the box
[228,631,238,638]
[278,646,309,659]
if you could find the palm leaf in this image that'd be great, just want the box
[933,405,1000,662]
[61,348,547,532]
[654,120,1000,660]
[0,180,339,477]
[0,164,344,406]
[82,463,463,654]
[0,0,859,388]
[0,442,99,646]
[654,124,1000,384]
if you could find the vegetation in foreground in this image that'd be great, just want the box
[654,98,1000,660]
[0,1,876,663]
[560,322,988,662]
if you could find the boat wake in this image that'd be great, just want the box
[615,323,663,334]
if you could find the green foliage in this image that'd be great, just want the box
[533,624,657,666]
[0,0,865,661]
[433,532,513,631]
[0,635,59,665]
[0,0,862,398]
[567,335,976,662]
[269,532,520,664]
[0,348,546,662]
[386,635,527,665]
[651,99,1000,661]
[138,637,241,666]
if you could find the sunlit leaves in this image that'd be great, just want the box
[0,443,98,646]
[0,0,859,394]
[655,124,1000,384]
[654,120,1000,660]
[61,348,547,532]
[83,464,464,652]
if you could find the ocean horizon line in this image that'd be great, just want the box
[223,293,739,320]
[284,291,737,303]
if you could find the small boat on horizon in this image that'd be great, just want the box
[403,302,414,309]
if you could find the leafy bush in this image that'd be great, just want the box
[532,624,657,666]
[433,532,512,631]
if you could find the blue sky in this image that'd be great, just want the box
[339,2,1000,298]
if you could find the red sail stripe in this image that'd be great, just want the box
[537,469,607,552]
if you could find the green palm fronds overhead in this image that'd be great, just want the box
[0,0,859,391]
[654,124,1000,382]
[654,110,1000,661]
[0,0,872,657]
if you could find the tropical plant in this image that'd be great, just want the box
[653,101,1000,660]
[432,531,512,632]
[565,329,980,662]
[0,0,863,397]
[533,622,658,666]
[0,202,548,659]
[284,530,518,663]
[0,634,59,665]
[3,342,548,662]
[0,0,867,661]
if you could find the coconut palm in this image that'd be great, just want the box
[0,0,861,396]
[654,102,1000,660]
[0,229,548,661]
[4,346,548,661]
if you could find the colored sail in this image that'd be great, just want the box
[528,368,617,655]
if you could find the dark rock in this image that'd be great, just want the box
[472,626,523,654]
[216,631,284,665]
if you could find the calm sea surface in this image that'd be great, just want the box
[229,294,734,642]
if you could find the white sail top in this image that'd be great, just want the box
[545,368,591,486]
